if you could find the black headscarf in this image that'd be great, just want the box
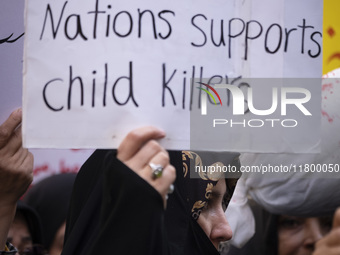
[61,150,240,255]
[15,200,43,246]
[24,173,76,251]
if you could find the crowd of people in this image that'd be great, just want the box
[1,107,340,255]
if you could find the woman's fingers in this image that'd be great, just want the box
[124,139,168,171]
[117,126,175,207]
[117,126,165,162]
[0,108,22,149]
[0,109,33,206]
[313,208,340,255]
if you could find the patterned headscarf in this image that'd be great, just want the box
[181,151,241,220]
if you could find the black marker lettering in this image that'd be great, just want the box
[43,78,64,111]
[40,1,68,39]
[284,28,297,52]
[191,14,207,47]
[244,20,262,60]
[138,9,157,39]
[211,19,225,47]
[112,61,138,106]
[162,63,177,107]
[87,0,105,39]
[158,10,175,39]
[68,65,84,110]
[298,19,314,54]
[64,14,88,40]
[309,31,322,58]
[265,23,282,54]
[228,18,245,59]
[113,11,133,37]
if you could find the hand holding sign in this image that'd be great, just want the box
[0,108,33,205]
[117,126,176,206]
[313,208,340,255]
[0,108,33,250]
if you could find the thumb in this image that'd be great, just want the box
[0,108,22,148]
[332,207,340,229]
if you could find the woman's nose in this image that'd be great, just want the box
[210,210,233,243]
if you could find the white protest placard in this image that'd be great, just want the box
[23,0,323,151]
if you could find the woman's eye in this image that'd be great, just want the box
[319,216,332,232]
[202,200,209,210]
[222,194,230,211]
[279,217,303,229]
[222,200,227,211]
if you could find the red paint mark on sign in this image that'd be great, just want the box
[60,160,80,173]
[328,53,340,63]
[322,83,333,91]
[322,110,334,123]
[33,164,49,176]
[328,27,335,37]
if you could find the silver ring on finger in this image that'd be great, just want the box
[149,163,164,179]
